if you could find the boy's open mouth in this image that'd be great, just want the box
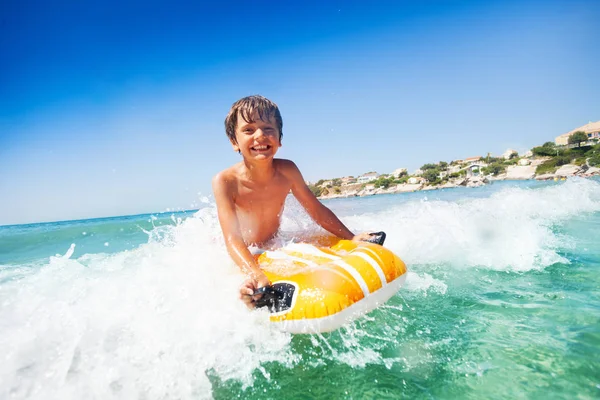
[251,145,271,151]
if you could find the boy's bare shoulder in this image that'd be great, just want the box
[212,164,241,192]
[274,159,306,186]
[274,158,300,173]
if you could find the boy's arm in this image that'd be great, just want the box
[212,173,270,292]
[284,161,356,240]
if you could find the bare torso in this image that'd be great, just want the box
[227,159,293,245]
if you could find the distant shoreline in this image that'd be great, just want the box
[0,209,200,229]
[317,163,600,201]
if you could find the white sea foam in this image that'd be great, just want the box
[344,178,600,272]
[403,272,448,295]
[1,178,599,398]
[0,207,295,399]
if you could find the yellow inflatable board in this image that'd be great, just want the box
[255,237,407,333]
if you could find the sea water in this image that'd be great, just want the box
[0,178,599,399]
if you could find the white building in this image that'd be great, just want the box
[462,156,482,165]
[357,172,378,184]
[555,121,600,145]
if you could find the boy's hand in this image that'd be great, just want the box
[239,272,271,309]
[352,231,387,246]
[352,232,374,242]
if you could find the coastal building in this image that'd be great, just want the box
[467,162,487,177]
[467,165,480,177]
[357,172,378,184]
[555,121,600,145]
[462,156,482,165]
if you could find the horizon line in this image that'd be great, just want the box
[0,208,202,229]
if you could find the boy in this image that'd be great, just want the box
[212,95,372,308]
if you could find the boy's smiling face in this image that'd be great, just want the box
[232,111,281,161]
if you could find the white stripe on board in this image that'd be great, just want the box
[265,250,360,284]
[283,243,341,260]
[350,250,387,286]
[360,247,386,269]
[264,250,316,266]
[268,243,372,296]
[331,260,370,296]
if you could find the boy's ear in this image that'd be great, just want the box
[230,138,239,152]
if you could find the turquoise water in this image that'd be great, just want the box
[1,179,599,399]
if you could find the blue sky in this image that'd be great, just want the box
[1,0,598,225]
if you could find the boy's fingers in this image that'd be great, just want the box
[239,276,270,308]
[352,232,371,241]
[241,295,255,309]
[239,279,257,303]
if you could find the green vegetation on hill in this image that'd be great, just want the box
[421,163,438,171]
[532,141,558,157]
[535,143,600,174]
[372,175,408,189]
[481,162,506,176]
[536,156,572,175]
[417,161,451,185]
[587,143,600,167]
[568,131,588,147]
[308,184,323,197]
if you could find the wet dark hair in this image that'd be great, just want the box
[224,95,283,144]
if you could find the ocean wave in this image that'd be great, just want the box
[343,178,600,272]
[1,178,599,398]
[0,209,294,399]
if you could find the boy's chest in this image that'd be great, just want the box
[235,179,291,210]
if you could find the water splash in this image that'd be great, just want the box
[1,178,599,398]
[344,179,600,272]
[0,209,295,399]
